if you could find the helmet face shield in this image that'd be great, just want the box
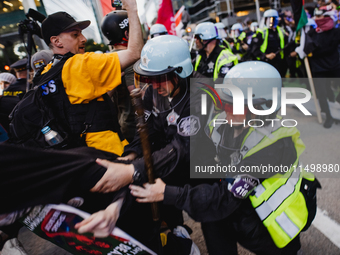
[150,31,168,38]
[134,72,179,113]
[265,17,278,28]
[217,28,228,39]
[231,29,240,39]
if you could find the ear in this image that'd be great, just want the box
[125,31,129,40]
[50,36,62,48]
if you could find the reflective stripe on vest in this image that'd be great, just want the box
[259,27,285,59]
[254,167,301,221]
[222,39,233,51]
[234,31,246,51]
[243,122,309,248]
[194,55,202,72]
[213,49,238,81]
[209,111,227,150]
[195,50,238,81]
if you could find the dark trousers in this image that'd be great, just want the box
[201,217,301,255]
[313,69,340,118]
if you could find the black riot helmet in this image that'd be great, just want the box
[101,10,129,46]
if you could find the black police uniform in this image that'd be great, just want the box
[118,80,203,253]
[0,59,27,131]
[252,29,288,77]
[163,124,302,255]
[195,41,235,79]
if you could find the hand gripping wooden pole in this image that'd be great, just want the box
[130,88,160,221]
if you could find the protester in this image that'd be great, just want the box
[30,0,143,154]
[305,6,340,128]
[0,143,130,252]
[101,10,136,143]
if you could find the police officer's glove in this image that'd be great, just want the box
[227,174,260,199]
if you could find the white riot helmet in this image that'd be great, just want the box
[204,61,282,163]
[207,61,281,124]
[263,9,279,28]
[215,22,228,39]
[150,24,168,38]
[250,22,259,32]
[134,35,192,113]
[231,23,243,39]
[194,22,218,41]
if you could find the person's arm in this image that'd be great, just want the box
[251,32,269,60]
[117,0,143,70]
[75,198,124,238]
[129,178,242,222]
[129,137,298,222]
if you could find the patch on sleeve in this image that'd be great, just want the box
[220,66,230,74]
[177,115,201,136]
[144,110,151,122]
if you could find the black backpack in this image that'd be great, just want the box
[8,54,86,149]
[8,85,73,149]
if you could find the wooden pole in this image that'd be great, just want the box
[304,57,323,124]
[131,88,160,221]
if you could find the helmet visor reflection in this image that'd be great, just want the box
[134,72,177,113]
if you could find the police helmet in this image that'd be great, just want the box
[101,10,129,45]
[250,22,259,32]
[215,22,228,39]
[263,9,279,28]
[150,24,168,38]
[230,23,243,39]
[219,61,281,113]
[194,22,218,41]
[231,23,243,32]
[134,35,192,113]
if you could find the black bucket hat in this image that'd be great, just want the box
[41,12,90,45]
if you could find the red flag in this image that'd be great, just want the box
[156,0,176,35]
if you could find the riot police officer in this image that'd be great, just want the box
[193,22,238,80]
[230,22,248,58]
[0,59,28,131]
[252,9,288,77]
[149,23,168,39]
[129,61,320,255]
[89,35,200,254]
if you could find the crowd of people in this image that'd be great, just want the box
[0,0,333,254]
